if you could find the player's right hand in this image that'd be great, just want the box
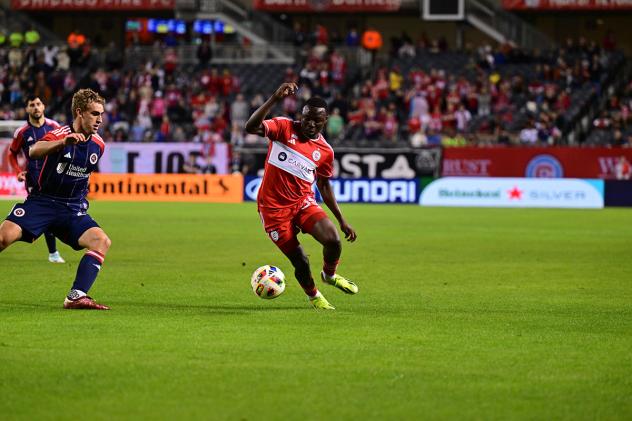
[17,171,27,182]
[64,133,86,145]
[273,83,298,100]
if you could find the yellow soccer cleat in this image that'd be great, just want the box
[321,272,359,295]
[309,291,335,310]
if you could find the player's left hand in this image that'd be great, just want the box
[340,221,357,242]
[17,171,27,182]
[64,133,86,145]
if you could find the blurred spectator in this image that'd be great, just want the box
[615,156,631,179]
[345,26,360,47]
[442,129,467,147]
[196,40,212,69]
[455,105,472,133]
[104,42,123,71]
[200,154,216,174]
[329,50,346,87]
[361,28,382,65]
[293,22,307,48]
[182,151,201,174]
[231,93,249,129]
[24,26,40,46]
[9,29,23,48]
[519,120,538,144]
[382,110,399,142]
[326,108,345,142]
[409,129,427,148]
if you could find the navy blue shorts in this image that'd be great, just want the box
[5,196,99,250]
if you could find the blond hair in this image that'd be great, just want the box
[71,89,105,118]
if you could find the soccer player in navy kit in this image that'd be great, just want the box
[8,95,66,263]
[0,89,112,310]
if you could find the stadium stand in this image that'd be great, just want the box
[0,10,628,150]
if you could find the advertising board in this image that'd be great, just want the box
[89,173,243,203]
[442,147,632,180]
[244,176,419,204]
[419,177,604,208]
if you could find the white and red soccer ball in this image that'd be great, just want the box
[251,265,286,299]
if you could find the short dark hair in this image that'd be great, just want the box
[305,96,328,111]
[24,95,42,107]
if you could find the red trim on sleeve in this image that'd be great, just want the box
[262,120,270,138]
[10,125,27,153]
[7,148,23,174]
[91,134,105,154]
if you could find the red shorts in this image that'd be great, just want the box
[258,197,328,254]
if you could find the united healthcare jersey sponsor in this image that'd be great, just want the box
[244,176,419,204]
[419,177,604,208]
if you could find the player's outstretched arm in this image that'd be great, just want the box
[245,82,298,137]
[30,133,85,159]
[317,177,357,242]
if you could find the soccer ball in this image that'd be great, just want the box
[251,265,286,299]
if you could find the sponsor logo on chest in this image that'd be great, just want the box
[268,141,317,183]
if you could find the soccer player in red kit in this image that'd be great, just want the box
[246,82,358,310]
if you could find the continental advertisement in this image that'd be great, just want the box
[88,173,243,203]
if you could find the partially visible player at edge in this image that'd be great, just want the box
[8,95,66,263]
[245,82,358,310]
[0,89,111,310]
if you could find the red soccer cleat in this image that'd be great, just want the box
[63,296,110,310]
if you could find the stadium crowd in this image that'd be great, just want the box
[587,80,632,146]
[0,24,628,149]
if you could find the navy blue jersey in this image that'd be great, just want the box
[10,118,61,188]
[35,125,105,211]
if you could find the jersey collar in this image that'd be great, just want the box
[69,124,92,142]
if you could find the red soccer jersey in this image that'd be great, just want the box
[258,117,334,209]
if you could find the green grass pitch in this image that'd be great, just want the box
[1,201,631,420]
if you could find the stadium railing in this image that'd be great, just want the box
[123,43,295,67]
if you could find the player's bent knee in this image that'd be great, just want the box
[0,235,9,251]
[0,222,21,251]
[104,235,112,250]
[83,229,111,254]
[97,234,112,254]
[323,234,341,249]
[289,250,310,273]
[294,259,311,280]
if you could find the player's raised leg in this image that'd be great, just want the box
[0,220,23,252]
[285,245,335,310]
[63,227,111,310]
[311,218,358,295]
[45,231,65,263]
